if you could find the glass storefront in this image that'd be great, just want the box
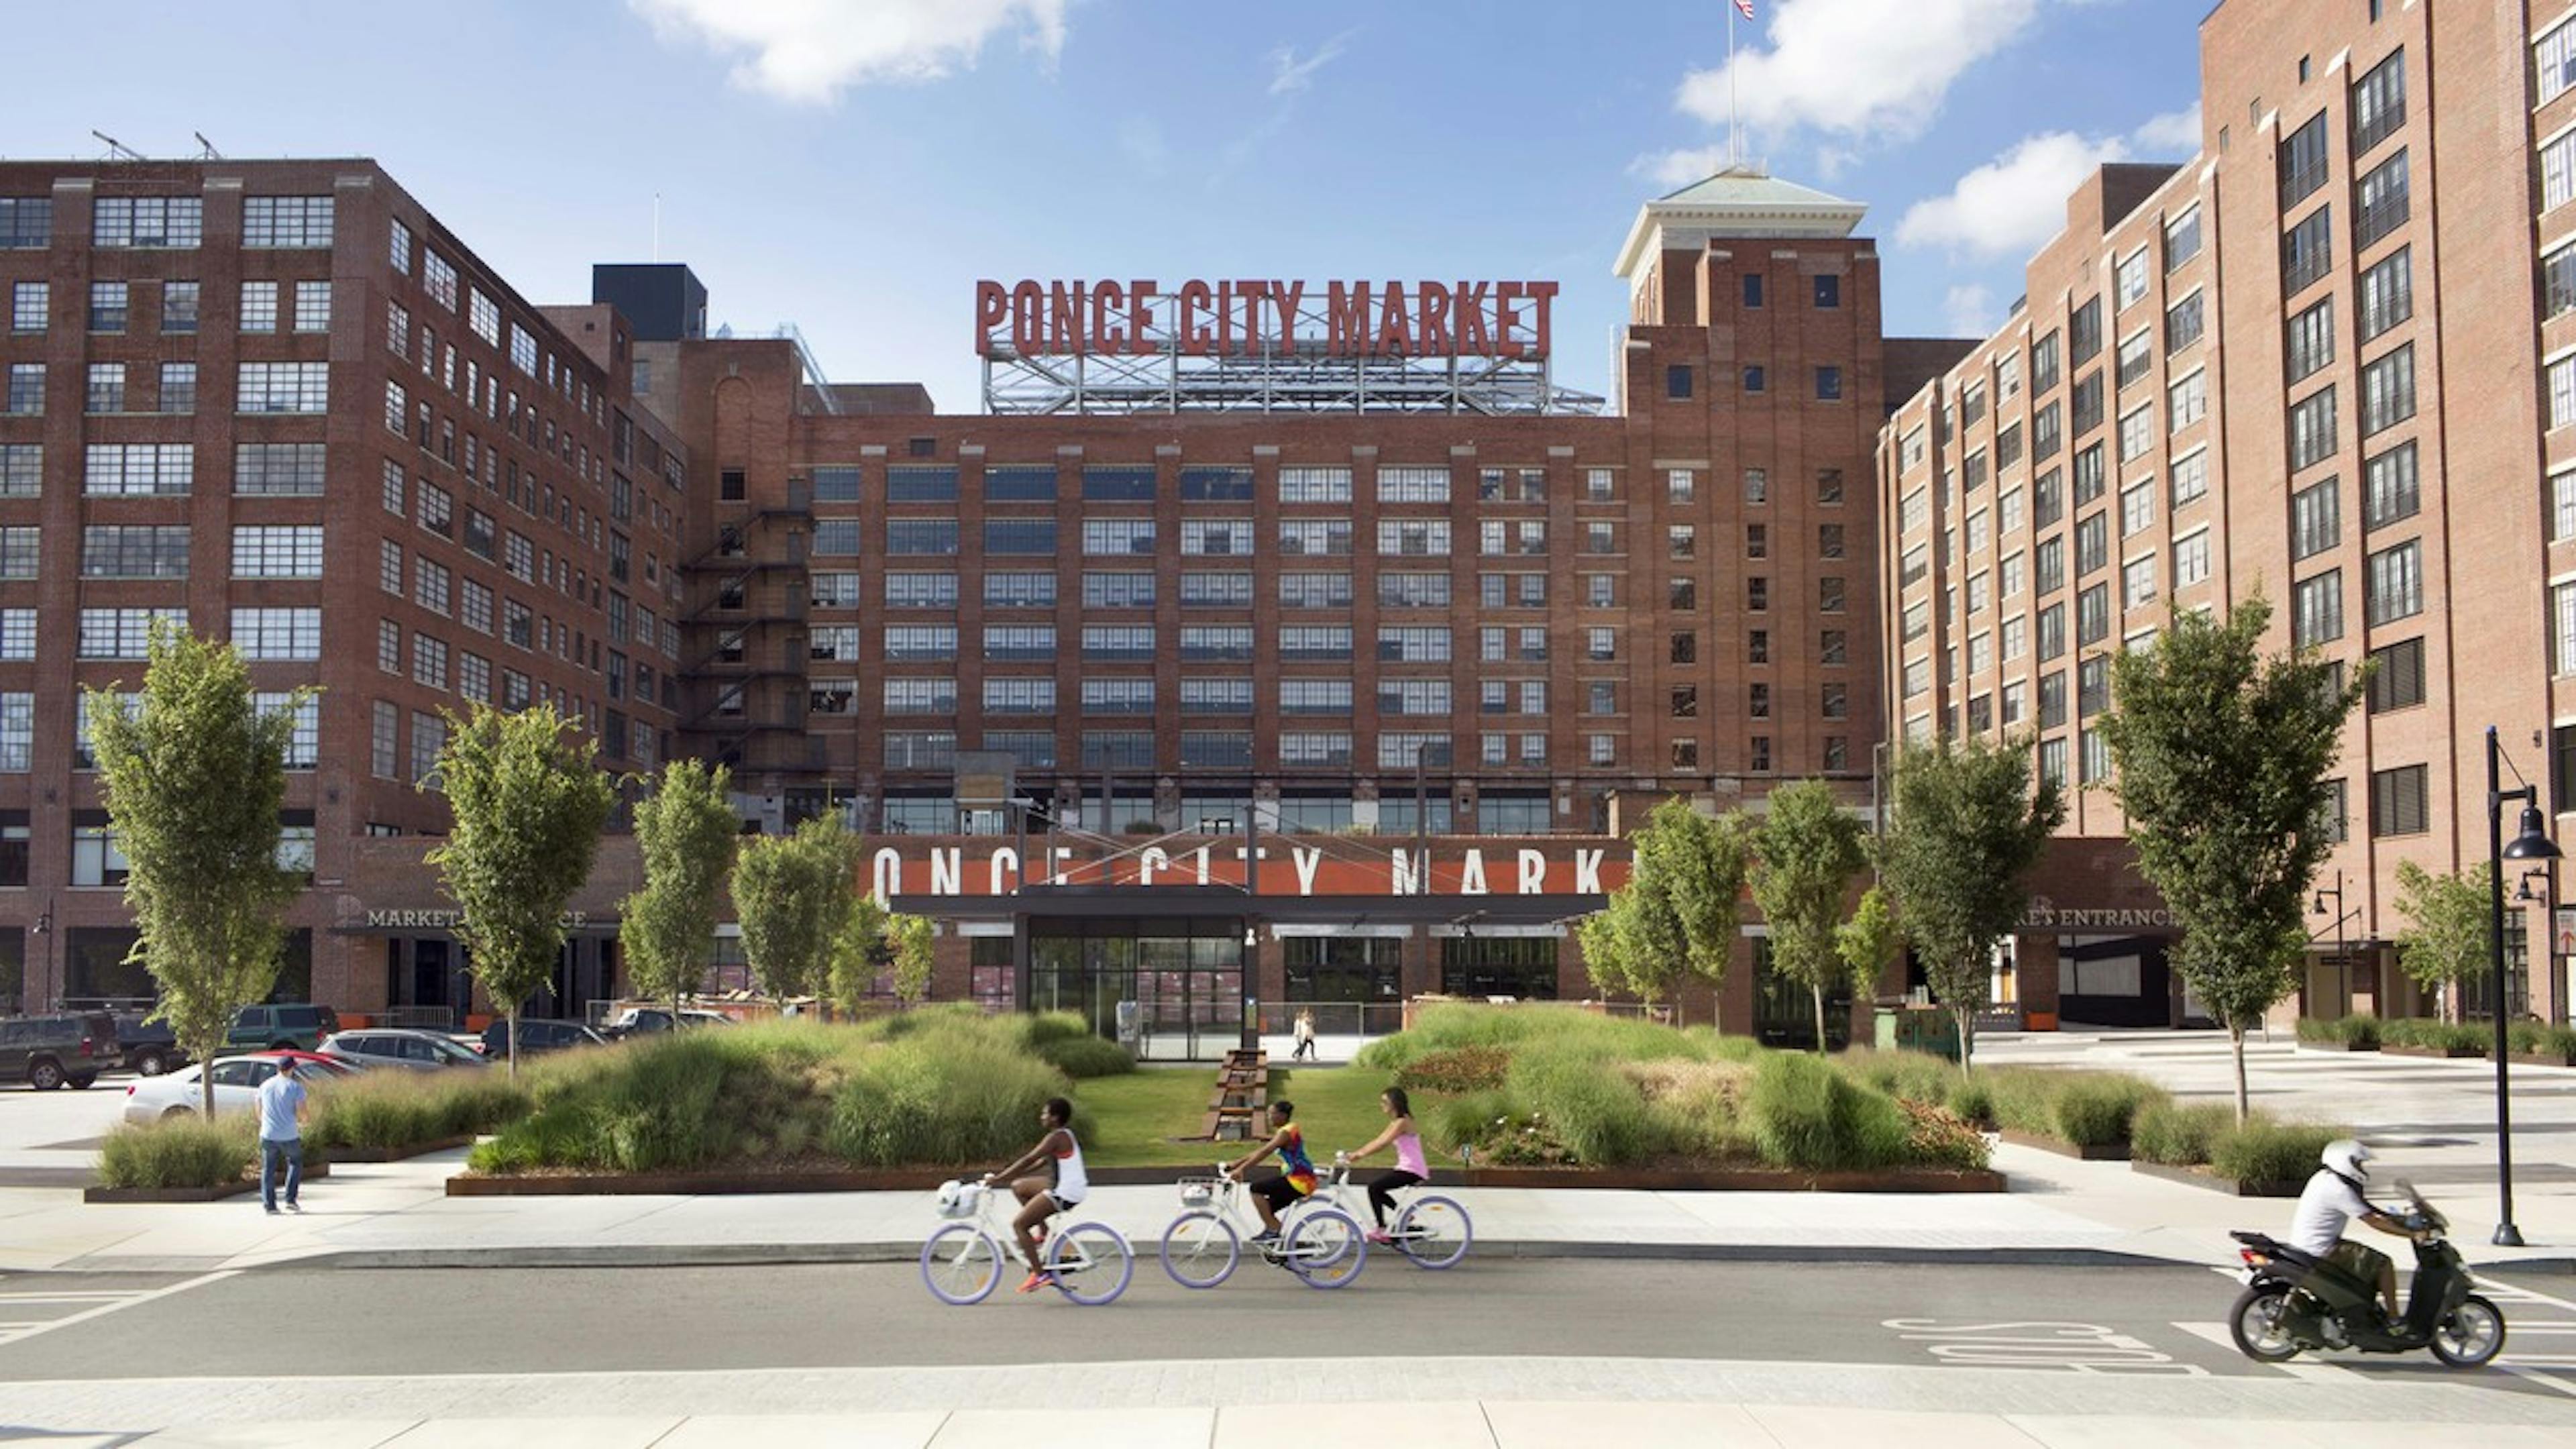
[1284,936,1402,1003]
[1438,935,1559,998]
[1027,915,1246,1061]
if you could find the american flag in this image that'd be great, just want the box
[1733,0,1754,17]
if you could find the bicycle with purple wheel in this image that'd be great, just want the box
[920,1178,1134,1306]
[1158,1163,1370,1290]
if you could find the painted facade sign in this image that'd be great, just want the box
[362,908,592,931]
[2019,896,2176,931]
[869,842,1625,902]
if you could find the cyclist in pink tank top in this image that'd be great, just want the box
[1344,1086,1430,1246]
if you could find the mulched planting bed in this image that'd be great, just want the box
[449,1162,2003,1196]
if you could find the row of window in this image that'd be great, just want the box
[869,727,1829,775]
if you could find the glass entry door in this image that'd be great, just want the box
[1027,917,1245,1061]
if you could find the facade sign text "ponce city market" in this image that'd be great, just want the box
[975,279,1562,361]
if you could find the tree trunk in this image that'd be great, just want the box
[201,1032,217,1118]
[506,1004,520,1080]
[1812,983,1829,1056]
[1955,1006,1976,1076]
[2229,1023,2250,1125]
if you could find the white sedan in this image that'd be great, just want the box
[121,1053,356,1125]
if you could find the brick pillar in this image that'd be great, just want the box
[2015,932,2062,1031]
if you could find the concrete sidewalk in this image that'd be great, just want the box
[6,1139,2573,1275]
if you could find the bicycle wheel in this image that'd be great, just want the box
[1285,1207,1368,1289]
[920,1224,1004,1305]
[1393,1195,1473,1270]
[1047,1221,1134,1306]
[1159,1211,1240,1289]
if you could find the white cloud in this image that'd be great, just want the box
[1942,284,1998,337]
[1896,105,2208,260]
[1678,0,2044,145]
[1269,29,1357,98]
[1897,131,2125,259]
[631,0,1067,104]
[2131,103,2204,155]
[1635,146,1732,191]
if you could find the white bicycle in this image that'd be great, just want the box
[1310,1151,1474,1271]
[920,1179,1134,1306]
[1158,1162,1371,1290]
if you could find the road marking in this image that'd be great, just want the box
[2169,1320,2363,1383]
[1882,1318,2211,1375]
[2504,1366,2576,1401]
[0,1271,236,1348]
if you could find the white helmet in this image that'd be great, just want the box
[2320,1138,2373,1183]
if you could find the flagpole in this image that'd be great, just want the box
[1728,0,1739,166]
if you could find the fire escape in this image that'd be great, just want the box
[681,478,817,782]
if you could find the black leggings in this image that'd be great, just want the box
[1366,1169,1425,1228]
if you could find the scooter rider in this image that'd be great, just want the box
[2288,1139,2418,1326]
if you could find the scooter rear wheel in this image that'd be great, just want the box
[2229,1284,2302,1362]
[2428,1293,2506,1368]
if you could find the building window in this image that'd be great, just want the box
[2292,478,2340,561]
[2353,150,2409,251]
[2114,249,2149,311]
[242,196,335,248]
[231,525,323,578]
[2293,570,2343,647]
[86,364,125,414]
[2360,344,2415,436]
[2365,539,2421,625]
[2370,764,2428,838]
[2165,290,2204,354]
[1666,365,1693,400]
[2282,205,2333,297]
[92,196,201,248]
[0,198,52,249]
[238,362,329,413]
[1279,466,1352,503]
[2070,297,2103,367]
[85,443,192,496]
[1814,366,1843,401]
[2286,299,2334,386]
[2365,441,2418,530]
[2367,637,2424,714]
[87,280,127,333]
[2548,129,2576,213]
[2279,111,2330,210]
[2164,205,2202,270]
[2175,530,2211,588]
[2290,387,2338,471]
[1743,274,1764,307]
[2357,248,2412,344]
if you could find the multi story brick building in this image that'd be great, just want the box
[0,158,685,1022]
[1879,0,2576,1029]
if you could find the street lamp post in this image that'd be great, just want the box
[2485,724,2561,1248]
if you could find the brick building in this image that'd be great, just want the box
[1878,0,2576,1028]
[0,158,685,1023]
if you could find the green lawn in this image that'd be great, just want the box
[1075,1063,1422,1168]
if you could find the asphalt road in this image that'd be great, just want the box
[3,1258,2573,1397]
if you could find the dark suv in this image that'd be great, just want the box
[113,1013,185,1076]
[223,1003,341,1051]
[0,1013,117,1089]
[478,1018,606,1057]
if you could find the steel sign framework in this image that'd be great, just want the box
[978,280,1606,417]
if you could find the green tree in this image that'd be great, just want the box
[733,816,854,1004]
[1878,735,2065,1073]
[830,885,892,1017]
[619,760,737,1024]
[1580,798,1752,1024]
[1837,885,1904,1012]
[1750,780,1870,1053]
[2392,861,2487,1026]
[890,914,937,1005]
[2098,596,2366,1120]
[86,623,306,1115]
[426,703,616,1077]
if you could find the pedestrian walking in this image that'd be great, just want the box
[1292,1008,1318,1063]
[257,1057,309,1214]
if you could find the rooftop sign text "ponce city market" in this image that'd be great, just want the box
[974,279,1562,361]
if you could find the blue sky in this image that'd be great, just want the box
[3,0,2206,412]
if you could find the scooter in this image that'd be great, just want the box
[2226,1180,2506,1368]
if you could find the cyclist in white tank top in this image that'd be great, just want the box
[986,1096,1085,1293]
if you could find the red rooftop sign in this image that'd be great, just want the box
[975,279,1561,361]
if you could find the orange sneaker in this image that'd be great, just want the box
[1017,1271,1055,1294]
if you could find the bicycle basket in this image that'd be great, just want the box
[934,1179,983,1219]
[1176,1175,1222,1208]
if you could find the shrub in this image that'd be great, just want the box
[2508,1021,2576,1059]
[1896,1098,1992,1171]
[308,1069,533,1152]
[2381,1018,2487,1055]
[1503,1039,1657,1166]
[1036,1035,1135,1079]
[1023,1011,1093,1049]
[828,1029,1068,1166]
[2296,1014,2381,1048]
[1625,1060,1756,1161]
[1395,1046,1512,1094]
[2131,1100,2235,1167]
[98,1115,255,1190]
[1430,1087,1517,1155]
[1834,1046,1959,1113]
[2211,1120,2345,1187]
[1743,1051,1911,1171]
[1945,1077,1997,1130]
[2051,1076,2167,1148]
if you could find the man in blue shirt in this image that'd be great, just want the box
[256,1058,309,1214]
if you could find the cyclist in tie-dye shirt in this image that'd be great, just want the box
[1226,1100,1317,1247]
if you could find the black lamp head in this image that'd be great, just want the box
[2504,802,2562,862]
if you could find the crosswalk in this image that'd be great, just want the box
[0,1271,235,1349]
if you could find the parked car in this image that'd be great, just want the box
[223,1003,341,1052]
[604,1007,734,1038]
[113,1013,185,1077]
[478,1018,606,1057]
[319,1028,488,1072]
[0,1012,117,1090]
[122,1052,358,1124]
